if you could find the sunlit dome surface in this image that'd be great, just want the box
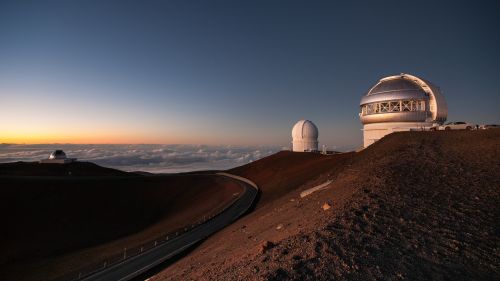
[360,79,427,105]
[360,73,447,124]
[292,120,318,140]
[359,73,448,148]
[49,150,67,160]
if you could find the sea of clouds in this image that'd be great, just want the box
[0,144,281,173]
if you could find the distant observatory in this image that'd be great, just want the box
[40,150,77,164]
[359,73,447,147]
[292,120,319,152]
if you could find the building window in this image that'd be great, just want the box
[360,99,426,116]
[402,100,411,111]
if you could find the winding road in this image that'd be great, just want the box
[80,173,258,281]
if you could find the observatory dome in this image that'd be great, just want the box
[49,150,67,160]
[359,73,447,147]
[292,120,319,152]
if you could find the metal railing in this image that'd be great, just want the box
[50,191,241,281]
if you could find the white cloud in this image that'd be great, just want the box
[0,144,280,173]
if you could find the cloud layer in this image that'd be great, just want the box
[0,144,280,173]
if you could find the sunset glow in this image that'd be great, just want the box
[0,1,498,147]
[1,1,499,280]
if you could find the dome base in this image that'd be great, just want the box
[362,122,435,147]
[292,140,318,152]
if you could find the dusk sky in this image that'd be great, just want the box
[1,0,499,147]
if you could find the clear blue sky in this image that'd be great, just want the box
[1,0,499,147]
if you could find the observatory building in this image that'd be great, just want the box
[292,120,319,152]
[40,150,77,164]
[359,73,447,147]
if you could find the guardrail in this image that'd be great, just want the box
[216,172,258,190]
[50,174,244,281]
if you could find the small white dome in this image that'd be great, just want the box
[291,120,319,152]
[49,150,67,160]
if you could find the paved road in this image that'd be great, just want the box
[81,173,258,281]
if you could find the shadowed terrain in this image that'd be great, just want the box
[0,161,132,177]
[0,163,242,281]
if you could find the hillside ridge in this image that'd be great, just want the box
[153,130,500,280]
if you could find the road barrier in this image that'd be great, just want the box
[216,172,258,190]
[50,175,244,281]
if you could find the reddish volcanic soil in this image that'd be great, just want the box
[151,130,500,280]
[0,164,242,281]
[229,150,355,207]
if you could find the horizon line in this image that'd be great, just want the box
[0,142,286,147]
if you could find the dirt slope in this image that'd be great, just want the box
[0,168,242,280]
[229,151,354,207]
[152,130,500,281]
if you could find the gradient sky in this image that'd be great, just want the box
[1,0,499,147]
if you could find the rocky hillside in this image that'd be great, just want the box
[152,130,500,280]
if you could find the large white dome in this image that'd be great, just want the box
[360,73,447,124]
[291,120,319,152]
[359,73,448,148]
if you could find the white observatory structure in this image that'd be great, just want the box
[292,120,319,152]
[40,150,77,164]
[359,73,447,147]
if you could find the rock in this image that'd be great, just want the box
[276,224,284,230]
[259,241,275,254]
[322,202,332,211]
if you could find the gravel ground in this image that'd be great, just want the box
[152,130,500,281]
